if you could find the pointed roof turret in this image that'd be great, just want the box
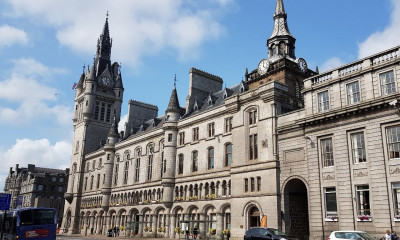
[76,72,85,89]
[165,87,180,114]
[94,14,113,78]
[107,116,120,138]
[114,72,123,88]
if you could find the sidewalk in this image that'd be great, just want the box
[57,233,176,240]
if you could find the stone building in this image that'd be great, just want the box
[61,0,400,239]
[4,164,69,226]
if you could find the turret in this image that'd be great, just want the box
[162,86,181,207]
[101,117,120,210]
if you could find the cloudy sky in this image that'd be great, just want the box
[0,0,399,190]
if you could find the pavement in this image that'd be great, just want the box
[56,234,177,240]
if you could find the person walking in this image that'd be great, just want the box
[386,230,392,240]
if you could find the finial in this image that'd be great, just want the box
[316,66,319,74]
[119,62,122,73]
[106,11,109,19]
[93,55,96,63]
[82,64,85,73]
[174,74,177,88]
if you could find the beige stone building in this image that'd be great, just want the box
[61,0,400,239]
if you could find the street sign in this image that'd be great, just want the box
[0,193,11,210]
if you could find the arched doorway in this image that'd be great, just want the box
[283,178,309,240]
[248,207,260,228]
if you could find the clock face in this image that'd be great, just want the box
[258,59,270,75]
[102,76,110,86]
[298,58,308,72]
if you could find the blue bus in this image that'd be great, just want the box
[0,208,57,240]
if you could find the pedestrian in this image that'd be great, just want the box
[386,230,392,240]
[91,226,94,235]
[392,231,399,240]
[193,226,198,240]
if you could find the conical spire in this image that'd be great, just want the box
[94,14,112,77]
[270,0,292,39]
[274,0,286,17]
[107,116,120,138]
[76,72,85,89]
[165,87,180,114]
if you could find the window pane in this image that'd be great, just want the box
[351,132,367,163]
[387,126,400,159]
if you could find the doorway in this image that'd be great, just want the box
[248,207,260,228]
[284,179,309,240]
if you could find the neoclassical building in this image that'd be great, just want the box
[62,0,400,239]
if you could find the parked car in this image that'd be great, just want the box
[244,227,298,240]
[328,231,376,240]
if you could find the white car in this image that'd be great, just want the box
[328,231,376,240]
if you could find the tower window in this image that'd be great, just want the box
[208,147,214,170]
[168,134,173,142]
[178,154,184,174]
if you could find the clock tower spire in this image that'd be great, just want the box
[267,0,296,59]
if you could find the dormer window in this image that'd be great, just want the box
[223,93,227,99]
[240,86,244,93]
[208,100,212,106]
[152,122,156,128]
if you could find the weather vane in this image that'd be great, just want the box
[106,11,109,18]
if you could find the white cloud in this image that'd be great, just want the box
[0,58,72,125]
[4,0,230,66]
[0,138,72,191]
[118,114,128,133]
[320,57,346,73]
[0,25,28,48]
[358,0,400,58]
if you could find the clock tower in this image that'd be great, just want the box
[62,15,124,234]
[245,0,315,109]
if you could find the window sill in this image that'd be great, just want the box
[222,132,232,136]
[191,141,199,145]
[325,218,338,222]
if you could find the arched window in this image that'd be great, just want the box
[96,174,100,189]
[123,161,129,184]
[135,149,141,182]
[208,148,214,170]
[92,160,96,170]
[225,144,233,167]
[147,146,154,181]
[192,151,198,172]
[98,158,102,168]
[178,154,184,174]
[124,151,130,161]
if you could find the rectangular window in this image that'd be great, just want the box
[96,174,100,189]
[59,178,64,183]
[380,70,395,95]
[325,187,338,219]
[249,110,257,125]
[193,127,199,142]
[208,123,215,137]
[51,177,56,182]
[208,148,214,169]
[135,154,141,182]
[168,134,173,142]
[392,183,400,218]
[356,185,371,216]
[225,117,232,133]
[114,163,119,186]
[249,134,258,160]
[179,132,185,145]
[257,177,261,191]
[318,91,330,112]
[350,132,367,163]
[225,144,232,167]
[107,154,111,160]
[37,185,43,191]
[387,125,400,159]
[58,186,63,193]
[347,81,360,104]
[244,178,248,192]
[321,138,334,167]
[250,178,255,192]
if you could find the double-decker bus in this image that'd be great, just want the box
[0,208,57,240]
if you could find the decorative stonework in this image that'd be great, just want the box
[354,170,368,178]
[323,174,335,181]
[390,167,400,175]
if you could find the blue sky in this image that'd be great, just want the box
[0,0,399,189]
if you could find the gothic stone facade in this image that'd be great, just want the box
[61,1,400,239]
[4,164,69,226]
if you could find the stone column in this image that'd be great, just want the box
[126,214,132,237]
[105,215,111,234]
[170,214,176,238]
[199,213,206,238]
[216,213,224,240]
[165,209,171,238]
[152,214,158,237]
[138,214,144,237]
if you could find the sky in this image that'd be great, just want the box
[0,0,399,190]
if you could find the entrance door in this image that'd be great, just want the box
[249,207,260,228]
[284,179,309,240]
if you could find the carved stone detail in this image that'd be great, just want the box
[390,167,400,175]
[354,170,368,178]
[323,174,335,181]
